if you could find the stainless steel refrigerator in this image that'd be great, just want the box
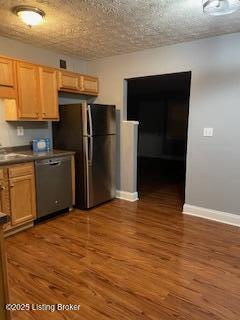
[53,102,116,209]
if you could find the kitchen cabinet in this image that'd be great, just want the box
[58,70,80,92]
[39,67,59,120]
[0,57,14,87]
[9,162,36,229]
[0,57,17,99]
[17,62,41,119]
[0,163,36,235]
[10,174,36,226]
[4,64,59,121]
[58,71,99,95]
[0,169,11,232]
[1,54,99,122]
[0,169,6,214]
[80,75,99,95]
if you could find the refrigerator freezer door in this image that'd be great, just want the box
[53,103,84,149]
[83,135,116,208]
[87,104,116,136]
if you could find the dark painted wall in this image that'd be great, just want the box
[127,72,191,161]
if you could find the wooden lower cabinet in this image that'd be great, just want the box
[10,174,36,226]
[0,169,11,232]
[0,163,36,236]
[0,172,6,213]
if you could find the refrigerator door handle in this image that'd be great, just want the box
[82,102,88,136]
[87,105,93,136]
[88,136,93,166]
[83,137,90,207]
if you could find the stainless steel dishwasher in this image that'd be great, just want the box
[35,156,72,218]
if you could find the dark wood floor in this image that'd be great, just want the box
[5,162,240,319]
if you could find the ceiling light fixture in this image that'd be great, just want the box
[13,6,45,27]
[203,0,240,16]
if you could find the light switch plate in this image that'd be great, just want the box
[203,128,213,137]
[17,126,24,136]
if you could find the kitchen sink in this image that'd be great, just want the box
[0,153,28,161]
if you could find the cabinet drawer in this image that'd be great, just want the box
[8,162,34,178]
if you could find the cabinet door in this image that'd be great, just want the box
[17,62,40,119]
[58,71,80,91]
[0,57,17,99]
[0,57,14,87]
[0,179,5,213]
[0,179,8,214]
[0,169,9,215]
[80,75,98,95]
[39,67,59,120]
[0,169,11,231]
[10,174,36,226]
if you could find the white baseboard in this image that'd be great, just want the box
[116,190,139,202]
[183,204,240,227]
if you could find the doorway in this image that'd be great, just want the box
[127,72,191,210]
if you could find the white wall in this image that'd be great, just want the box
[0,35,86,73]
[0,35,87,147]
[87,32,240,215]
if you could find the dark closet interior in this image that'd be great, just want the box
[127,72,191,208]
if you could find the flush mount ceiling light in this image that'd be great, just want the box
[13,6,45,27]
[203,0,240,16]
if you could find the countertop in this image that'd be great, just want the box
[0,148,75,166]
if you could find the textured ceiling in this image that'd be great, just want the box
[0,0,240,60]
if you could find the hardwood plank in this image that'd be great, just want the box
[5,182,240,320]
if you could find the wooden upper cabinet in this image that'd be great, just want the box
[39,67,59,120]
[58,71,80,91]
[0,57,17,98]
[80,75,99,95]
[1,54,99,121]
[17,62,40,119]
[0,58,14,87]
[58,70,99,96]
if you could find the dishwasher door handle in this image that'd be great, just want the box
[49,161,61,166]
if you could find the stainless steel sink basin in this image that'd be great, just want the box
[0,153,28,161]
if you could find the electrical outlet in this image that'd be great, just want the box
[17,126,24,136]
[203,128,213,137]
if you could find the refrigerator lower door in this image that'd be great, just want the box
[83,135,116,208]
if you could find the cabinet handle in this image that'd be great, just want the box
[0,185,6,190]
[10,184,14,188]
